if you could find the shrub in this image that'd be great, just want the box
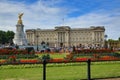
[42,54,51,60]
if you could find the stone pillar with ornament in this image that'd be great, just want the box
[13,13,27,45]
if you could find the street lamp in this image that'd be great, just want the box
[36,35,39,51]
[104,35,108,49]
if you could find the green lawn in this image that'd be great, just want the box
[0,61,120,80]
[37,53,67,59]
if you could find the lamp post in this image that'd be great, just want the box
[104,35,108,49]
[36,35,39,51]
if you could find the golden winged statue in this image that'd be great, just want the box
[17,13,24,24]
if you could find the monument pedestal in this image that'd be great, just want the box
[13,24,27,45]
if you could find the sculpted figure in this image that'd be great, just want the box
[18,13,23,20]
[17,13,24,24]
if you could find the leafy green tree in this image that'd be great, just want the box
[118,37,120,41]
[0,30,15,44]
[6,30,15,44]
[108,39,114,41]
[0,30,6,44]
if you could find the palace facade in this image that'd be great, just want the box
[26,26,105,47]
[108,40,120,49]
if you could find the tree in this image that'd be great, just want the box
[6,30,15,44]
[0,30,6,44]
[108,39,114,41]
[118,37,120,41]
[0,30,15,44]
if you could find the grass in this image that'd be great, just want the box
[49,53,67,59]
[37,53,67,59]
[91,62,120,79]
[0,61,120,80]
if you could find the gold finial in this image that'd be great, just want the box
[17,13,24,24]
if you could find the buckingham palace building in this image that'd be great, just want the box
[26,26,105,48]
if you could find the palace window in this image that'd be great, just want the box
[76,38,78,41]
[73,38,74,41]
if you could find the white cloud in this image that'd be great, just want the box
[0,0,66,31]
[64,10,120,40]
[0,0,120,40]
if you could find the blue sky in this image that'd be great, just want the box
[0,0,120,40]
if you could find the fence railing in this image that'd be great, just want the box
[42,59,90,80]
[0,59,120,80]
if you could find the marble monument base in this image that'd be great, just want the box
[13,24,27,45]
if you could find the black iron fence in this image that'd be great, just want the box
[1,59,120,80]
[42,59,92,80]
[0,59,91,80]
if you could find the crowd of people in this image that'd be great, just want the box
[0,43,119,53]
